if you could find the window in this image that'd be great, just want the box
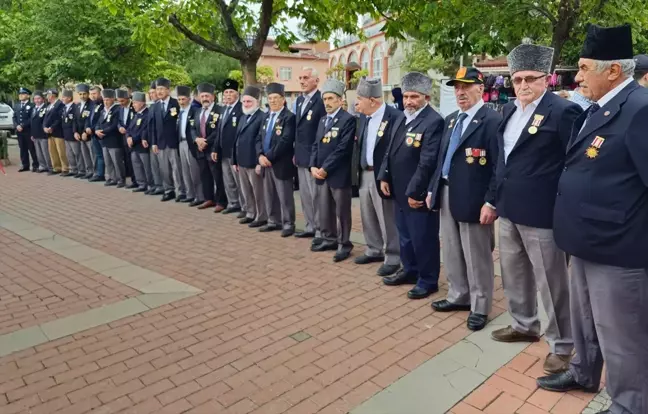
[279,67,292,81]
[330,57,337,68]
[360,49,369,71]
[372,46,384,80]
[348,51,358,64]
[339,54,347,65]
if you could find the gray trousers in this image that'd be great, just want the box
[262,167,295,230]
[239,167,266,221]
[441,185,495,315]
[34,139,51,171]
[179,141,203,201]
[65,140,83,173]
[103,147,125,183]
[569,257,648,414]
[499,217,573,355]
[159,148,184,195]
[150,151,163,191]
[131,151,153,188]
[222,158,242,209]
[359,170,400,265]
[80,139,94,175]
[298,167,320,235]
[316,181,352,250]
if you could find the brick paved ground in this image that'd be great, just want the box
[0,145,601,414]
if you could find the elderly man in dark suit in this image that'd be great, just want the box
[30,91,50,173]
[176,85,200,204]
[61,89,80,177]
[233,86,267,227]
[74,84,95,179]
[43,89,68,175]
[84,86,106,182]
[354,77,402,276]
[309,79,356,262]
[378,72,445,300]
[490,44,582,374]
[126,92,153,193]
[95,89,125,187]
[426,67,500,331]
[256,82,296,237]
[537,24,648,414]
[13,87,38,172]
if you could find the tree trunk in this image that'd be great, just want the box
[550,0,579,71]
[241,59,258,86]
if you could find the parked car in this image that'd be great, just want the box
[0,103,15,135]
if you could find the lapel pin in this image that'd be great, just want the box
[604,111,610,116]
[472,120,479,124]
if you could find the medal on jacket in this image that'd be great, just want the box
[170,107,177,116]
[137,118,142,126]
[275,125,282,135]
[448,118,455,129]
[307,110,313,121]
[528,114,544,134]
[586,136,605,159]
[322,132,331,143]
[479,149,487,165]
[465,148,474,164]
[378,121,388,137]
[232,116,237,127]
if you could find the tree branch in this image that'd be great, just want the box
[214,0,247,53]
[168,14,244,59]
[227,0,239,14]
[250,0,273,58]
[519,1,557,25]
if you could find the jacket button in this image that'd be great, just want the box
[563,166,567,171]
[557,192,561,196]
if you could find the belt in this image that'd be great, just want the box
[441,178,449,186]
[364,166,374,171]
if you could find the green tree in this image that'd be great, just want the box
[228,65,274,89]
[185,50,240,88]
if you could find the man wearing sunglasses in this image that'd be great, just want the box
[490,44,582,375]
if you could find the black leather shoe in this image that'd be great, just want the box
[333,249,352,262]
[189,199,203,207]
[248,220,267,228]
[152,188,165,195]
[18,167,29,172]
[536,370,598,393]
[104,180,117,186]
[294,231,315,238]
[311,241,338,252]
[61,171,73,177]
[89,175,103,182]
[239,217,254,224]
[161,192,175,202]
[408,285,438,300]
[467,312,488,331]
[354,254,384,265]
[132,187,147,193]
[281,228,295,238]
[38,169,48,174]
[84,173,94,179]
[116,181,125,188]
[48,170,60,175]
[75,173,86,178]
[311,237,324,247]
[222,206,241,214]
[377,264,400,277]
[236,211,247,219]
[431,299,471,313]
[31,167,38,172]
[179,197,193,203]
[383,270,418,286]
[259,224,281,232]
[175,195,187,202]
[126,182,139,189]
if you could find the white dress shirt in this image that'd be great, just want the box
[300,89,318,115]
[578,77,633,135]
[200,103,214,121]
[502,91,546,163]
[121,107,129,125]
[161,96,170,112]
[405,105,427,125]
[103,103,117,120]
[364,103,387,167]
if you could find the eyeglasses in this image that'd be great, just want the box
[512,75,546,85]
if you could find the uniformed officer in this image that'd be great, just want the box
[378,72,444,300]
[151,78,184,202]
[427,67,500,331]
[633,54,648,87]
[537,24,648,414]
[13,87,38,172]
[43,89,69,175]
[117,88,137,188]
[193,82,228,211]
[177,85,200,204]
[256,82,296,237]
[232,86,267,227]
[96,89,126,187]
[309,79,356,262]
[353,77,402,276]
[85,86,106,182]
[490,44,582,374]
[294,67,327,242]
[61,89,80,177]
[74,84,95,179]
[126,92,153,193]
[214,79,244,215]
[30,91,50,173]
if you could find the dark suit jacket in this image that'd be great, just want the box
[256,108,296,181]
[354,105,404,198]
[151,97,181,149]
[95,104,122,148]
[30,104,48,139]
[216,101,243,159]
[378,105,445,211]
[74,101,91,135]
[117,105,135,143]
[177,106,198,157]
[554,81,648,268]
[295,91,327,167]
[427,105,501,223]
[309,109,356,188]
[13,101,33,135]
[43,100,65,138]
[84,100,104,135]
[233,109,264,169]
[62,103,77,141]
[496,91,582,229]
[192,105,221,160]
[126,108,150,153]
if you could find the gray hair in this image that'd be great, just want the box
[301,67,319,77]
[594,59,636,77]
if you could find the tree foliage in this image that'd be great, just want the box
[228,65,275,88]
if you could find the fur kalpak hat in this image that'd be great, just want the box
[321,79,345,97]
[357,77,382,98]
[581,24,633,61]
[401,72,432,96]
[507,44,554,75]
[132,92,146,102]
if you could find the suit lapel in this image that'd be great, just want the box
[295,96,304,124]
[509,92,553,155]
[394,105,430,153]
[458,106,487,148]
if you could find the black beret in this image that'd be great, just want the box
[102,89,116,99]
[222,78,239,91]
[116,89,129,99]
[197,83,215,95]
[266,82,285,97]
[242,86,261,100]
[176,85,191,97]
[156,78,171,89]
[75,84,90,93]
[580,24,633,61]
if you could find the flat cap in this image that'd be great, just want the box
[132,92,146,102]
[75,83,90,93]
[197,83,215,95]
[581,24,633,61]
[321,79,345,97]
[61,89,73,99]
[357,77,382,98]
[102,89,116,99]
[507,44,554,75]
[18,87,32,95]
[266,82,285,97]
[116,89,129,99]
[401,72,432,96]
[242,86,261,100]
[156,78,171,89]
[222,79,239,91]
[176,85,191,97]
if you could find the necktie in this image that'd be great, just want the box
[360,116,372,170]
[441,113,468,178]
[200,109,208,138]
[585,103,600,121]
[221,106,232,132]
[163,101,167,113]
[264,113,277,153]
[301,96,309,115]
[325,116,333,129]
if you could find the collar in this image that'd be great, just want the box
[303,89,318,100]
[514,90,546,111]
[227,100,239,109]
[270,107,284,117]
[180,104,191,111]
[65,102,73,109]
[162,96,170,106]
[367,103,386,120]
[245,108,259,117]
[105,103,118,111]
[459,99,483,118]
[597,77,633,108]
[137,108,146,114]
[405,105,426,123]
[327,107,342,120]
[20,100,29,104]
[202,103,215,113]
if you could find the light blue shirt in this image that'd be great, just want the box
[365,103,386,167]
[179,106,190,140]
